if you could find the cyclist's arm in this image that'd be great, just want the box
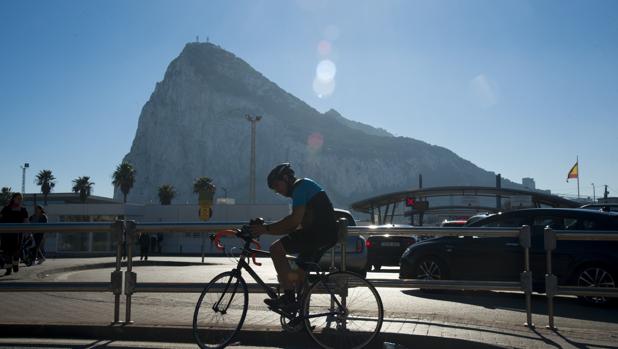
[263,205,305,236]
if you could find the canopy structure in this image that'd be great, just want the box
[350,186,580,225]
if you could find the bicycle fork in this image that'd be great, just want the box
[212,271,240,315]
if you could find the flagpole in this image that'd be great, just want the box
[575,155,579,199]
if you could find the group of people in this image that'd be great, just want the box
[0,193,48,276]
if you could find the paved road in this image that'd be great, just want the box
[1,256,617,348]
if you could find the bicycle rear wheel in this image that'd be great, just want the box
[303,271,383,349]
[193,271,249,349]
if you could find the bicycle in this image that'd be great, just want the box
[192,222,384,349]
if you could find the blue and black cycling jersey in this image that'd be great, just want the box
[292,178,338,243]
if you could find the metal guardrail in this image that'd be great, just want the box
[0,221,124,323]
[349,225,534,327]
[1,221,536,328]
[543,227,618,329]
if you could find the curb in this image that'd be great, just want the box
[0,324,505,349]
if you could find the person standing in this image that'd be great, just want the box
[29,205,48,264]
[1,193,29,276]
[138,232,150,261]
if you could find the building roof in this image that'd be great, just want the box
[350,186,580,214]
[23,192,121,205]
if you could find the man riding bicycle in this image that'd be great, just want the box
[250,163,338,312]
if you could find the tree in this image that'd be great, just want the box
[72,176,94,203]
[193,177,215,195]
[35,170,56,205]
[0,187,12,206]
[112,162,136,203]
[158,184,176,205]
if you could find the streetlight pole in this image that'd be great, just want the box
[21,163,29,194]
[591,183,596,202]
[246,115,262,204]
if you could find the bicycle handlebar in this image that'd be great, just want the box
[211,226,263,266]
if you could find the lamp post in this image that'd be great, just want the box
[21,163,29,194]
[246,115,262,204]
[591,183,596,202]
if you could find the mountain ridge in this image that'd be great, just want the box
[118,43,519,208]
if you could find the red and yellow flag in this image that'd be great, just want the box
[566,162,578,182]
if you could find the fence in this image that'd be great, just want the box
[348,225,534,327]
[3,221,616,329]
[543,227,618,329]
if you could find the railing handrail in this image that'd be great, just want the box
[348,226,521,238]
[0,222,115,233]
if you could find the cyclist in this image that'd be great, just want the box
[250,163,338,312]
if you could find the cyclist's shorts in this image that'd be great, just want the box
[280,229,337,267]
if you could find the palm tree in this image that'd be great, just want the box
[193,177,215,196]
[158,184,176,205]
[35,170,56,205]
[0,187,12,206]
[72,176,94,203]
[112,162,136,203]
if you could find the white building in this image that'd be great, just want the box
[21,193,289,256]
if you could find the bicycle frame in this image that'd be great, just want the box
[214,236,346,322]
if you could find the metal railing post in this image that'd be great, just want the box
[124,220,137,324]
[339,219,348,272]
[110,220,124,324]
[544,227,557,330]
[518,225,534,328]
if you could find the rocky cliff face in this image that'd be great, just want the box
[119,43,516,207]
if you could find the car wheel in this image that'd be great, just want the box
[414,256,448,280]
[574,265,617,306]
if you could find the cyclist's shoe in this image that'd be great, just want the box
[264,294,298,313]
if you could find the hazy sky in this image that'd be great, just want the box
[1,0,616,200]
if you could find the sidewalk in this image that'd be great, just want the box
[1,257,617,348]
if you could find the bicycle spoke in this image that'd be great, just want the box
[303,272,383,349]
[193,272,248,349]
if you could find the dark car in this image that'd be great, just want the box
[580,203,618,213]
[366,225,416,271]
[400,208,618,304]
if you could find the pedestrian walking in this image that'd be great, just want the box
[1,193,29,276]
[138,232,150,261]
[29,205,48,264]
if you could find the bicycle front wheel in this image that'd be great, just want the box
[303,271,383,349]
[193,271,249,349]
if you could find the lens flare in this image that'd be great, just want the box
[312,76,335,98]
[318,40,332,56]
[316,60,336,81]
[307,132,324,152]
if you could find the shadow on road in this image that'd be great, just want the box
[401,289,618,324]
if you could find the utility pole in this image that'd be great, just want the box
[591,183,596,202]
[246,115,262,204]
[20,163,29,194]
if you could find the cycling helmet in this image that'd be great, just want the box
[267,163,295,189]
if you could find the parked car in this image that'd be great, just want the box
[580,203,618,213]
[365,225,416,271]
[318,209,368,277]
[440,219,467,227]
[400,208,618,304]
